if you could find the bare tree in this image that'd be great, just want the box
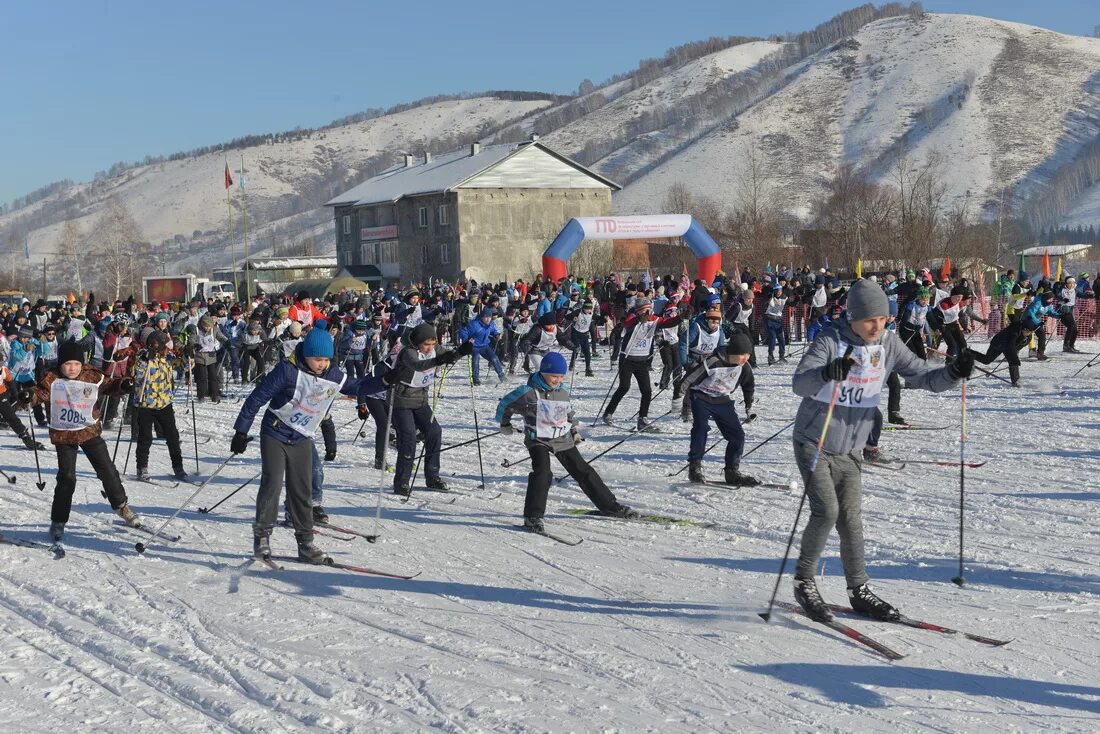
[89,197,146,300]
[55,217,84,294]
[726,141,784,267]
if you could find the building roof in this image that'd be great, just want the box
[247,256,337,270]
[1019,244,1092,257]
[325,140,620,208]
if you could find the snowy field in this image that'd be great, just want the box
[0,343,1098,732]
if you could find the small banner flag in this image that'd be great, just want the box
[940,257,952,282]
[224,162,234,189]
[855,259,862,279]
[1041,249,1051,280]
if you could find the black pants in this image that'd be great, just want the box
[941,322,967,359]
[570,333,592,372]
[193,361,221,399]
[657,343,681,389]
[364,396,390,466]
[135,405,184,471]
[0,394,28,437]
[392,404,441,488]
[52,435,127,523]
[344,357,366,379]
[242,348,266,382]
[525,444,617,519]
[604,357,652,419]
[898,324,926,360]
[1061,312,1077,350]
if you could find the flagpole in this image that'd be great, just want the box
[226,156,237,299]
[241,154,250,303]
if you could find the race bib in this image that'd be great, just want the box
[49,377,101,431]
[574,313,592,333]
[535,397,571,439]
[812,341,885,409]
[404,349,437,388]
[692,328,719,355]
[272,370,345,436]
[405,305,423,328]
[626,321,657,356]
[298,309,314,328]
[199,331,218,352]
[695,364,743,397]
[350,334,368,352]
[536,329,557,350]
[513,320,533,336]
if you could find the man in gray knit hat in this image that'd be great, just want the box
[789,279,973,622]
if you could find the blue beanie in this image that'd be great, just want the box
[300,328,334,358]
[479,307,494,319]
[539,352,568,375]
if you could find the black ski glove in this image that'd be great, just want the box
[357,403,370,420]
[383,364,413,385]
[457,340,474,357]
[230,431,253,454]
[820,345,855,382]
[949,349,975,380]
[324,448,337,462]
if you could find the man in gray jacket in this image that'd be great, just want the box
[789,279,973,622]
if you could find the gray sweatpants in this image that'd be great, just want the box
[793,440,869,588]
[254,433,314,541]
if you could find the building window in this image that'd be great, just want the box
[438,205,449,226]
[440,242,450,264]
[418,207,428,228]
[360,242,378,265]
[342,215,351,235]
[421,245,429,265]
[360,208,376,228]
[381,241,398,263]
[377,206,394,226]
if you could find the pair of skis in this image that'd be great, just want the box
[249,554,419,579]
[773,601,1010,661]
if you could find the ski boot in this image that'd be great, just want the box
[173,467,189,481]
[296,537,330,565]
[393,484,412,498]
[20,433,45,451]
[523,516,545,533]
[312,505,330,524]
[601,413,615,427]
[793,576,833,622]
[253,535,271,560]
[636,416,654,432]
[607,503,639,519]
[1036,352,1048,361]
[425,476,448,491]
[585,369,595,377]
[103,419,114,432]
[116,503,142,528]
[848,583,901,621]
[887,412,908,426]
[688,460,706,483]
[724,466,760,487]
[136,467,153,482]
[49,522,65,542]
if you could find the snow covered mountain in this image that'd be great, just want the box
[2,97,552,260]
[614,14,1100,226]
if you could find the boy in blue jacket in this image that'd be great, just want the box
[231,323,389,563]
[458,308,505,385]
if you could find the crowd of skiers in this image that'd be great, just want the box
[2,262,1089,620]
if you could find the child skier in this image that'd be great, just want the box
[496,352,636,532]
[28,339,140,540]
[131,330,188,482]
[789,279,970,622]
[682,332,758,486]
[231,326,387,563]
[602,297,682,431]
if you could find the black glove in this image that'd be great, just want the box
[324,448,337,462]
[456,340,474,357]
[384,364,414,385]
[16,386,34,405]
[949,349,975,380]
[118,377,134,394]
[500,424,514,436]
[230,431,253,454]
[438,350,461,366]
[357,404,370,420]
[820,346,855,382]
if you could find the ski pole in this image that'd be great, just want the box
[368,390,396,543]
[27,410,45,490]
[1070,350,1100,378]
[189,357,199,473]
[351,416,369,446]
[413,430,500,462]
[555,408,674,484]
[135,452,238,553]
[971,361,1012,385]
[0,467,14,484]
[590,372,619,426]
[665,413,777,478]
[111,394,129,463]
[468,358,487,489]
[952,379,968,587]
[760,346,851,622]
[197,470,260,514]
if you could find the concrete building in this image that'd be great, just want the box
[212,256,337,297]
[325,137,619,284]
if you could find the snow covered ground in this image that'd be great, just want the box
[0,342,1098,732]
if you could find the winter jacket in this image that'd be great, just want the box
[495,372,577,453]
[679,316,726,365]
[233,352,383,445]
[457,318,500,349]
[618,311,682,362]
[30,366,128,446]
[8,338,39,383]
[131,353,176,409]
[680,354,754,412]
[390,344,459,410]
[791,320,958,455]
[186,324,229,366]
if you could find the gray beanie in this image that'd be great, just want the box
[633,297,652,310]
[846,279,889,321]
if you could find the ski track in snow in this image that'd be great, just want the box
[0,345,1098,731]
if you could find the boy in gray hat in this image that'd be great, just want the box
[789,279,972,622]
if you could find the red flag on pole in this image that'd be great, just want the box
[224,162,234,189]
[1041,249,1051,279]
[940,257,952,282]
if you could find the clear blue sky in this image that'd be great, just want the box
[1,0,1095,205]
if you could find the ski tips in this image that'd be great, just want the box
[951,576,966,587]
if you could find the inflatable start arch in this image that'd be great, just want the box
[542,214,722,284]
